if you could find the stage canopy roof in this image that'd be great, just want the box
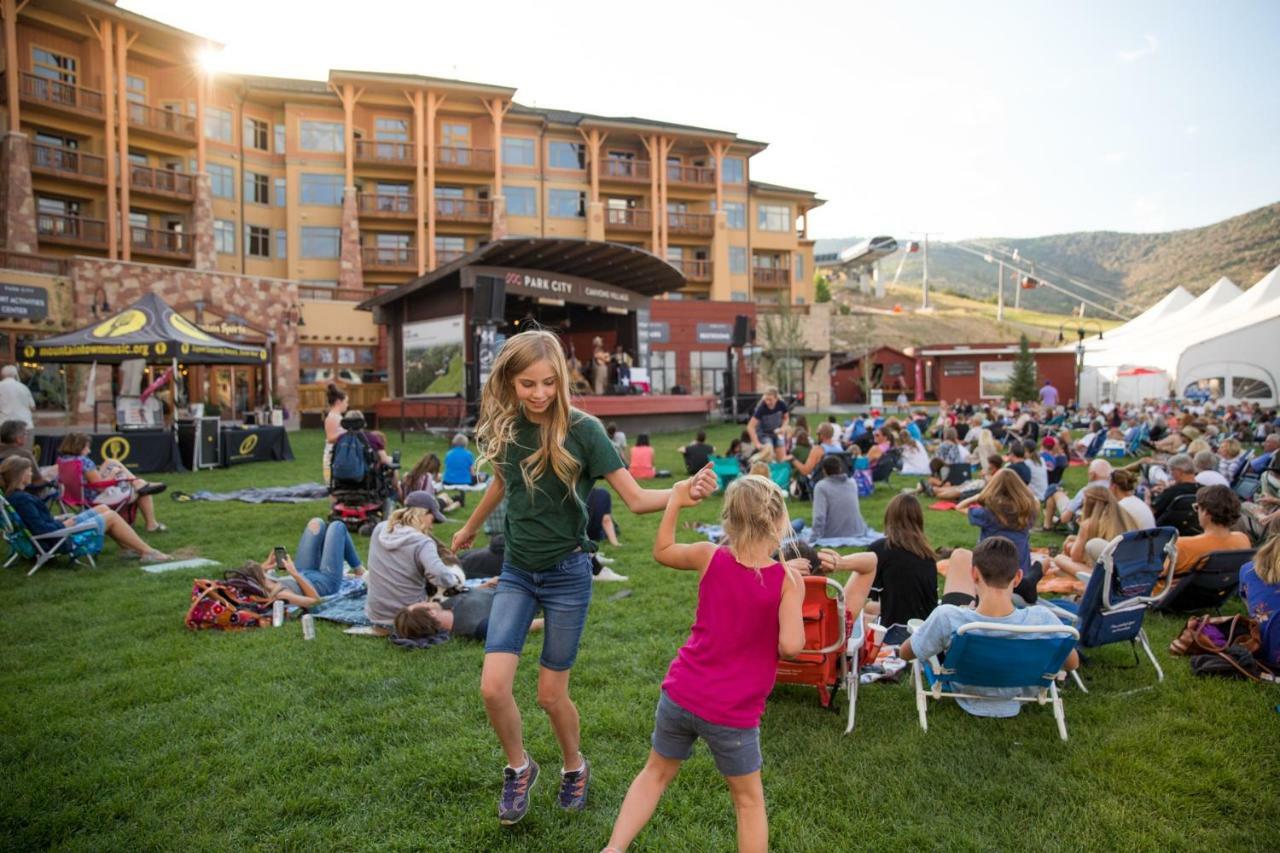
[25,292,269,364]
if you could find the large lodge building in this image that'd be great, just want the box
[0,0,823,423]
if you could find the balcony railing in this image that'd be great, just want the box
[29,143,105,182]
[358,193,415,217]
[126,101,196,140]
[752,266,792,288]
[355,139,415,166]
[300,285,376,302]
[604,208,652,231]
[600,158,652,182]
[434,197,492,222]
[130,226,192,257]
[666,163,716,185]
[362,246,416,269]
[36,213,107,247]
[18,71,104,115]
[667,211,714,236]
[0,250,69,276]
[129,164,195,198]
[436,146,494,171]
[671,259,712,281]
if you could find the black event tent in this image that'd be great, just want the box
[24,292,268,365]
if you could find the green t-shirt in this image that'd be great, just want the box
[497,409,624,571]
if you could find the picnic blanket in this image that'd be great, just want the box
[695,524,883,549]
[441,481,491,492]
[171,483,330,504]
[928,501,959,511]
[389,631,452,649]
[142,557,220,574]
[305,576,370,624]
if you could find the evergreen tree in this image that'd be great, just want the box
[814,276,832,303]
[1007,334,1038,403]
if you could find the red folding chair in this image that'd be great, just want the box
[57,457,138,525]
[776,576,851,711]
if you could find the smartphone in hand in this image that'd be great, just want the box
[274,546,288,567]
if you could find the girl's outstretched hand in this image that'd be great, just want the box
[688,463,717,502]
[451,526,477,553]
[670,478,698,508]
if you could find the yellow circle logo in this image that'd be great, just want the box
[168,313,214,342]
[100,436,131,462]
[238,434,259,456]
[258,349,268,362]
[23,345,34,358]
[181,343,190,355]
[92,310,147,339]
[155,342,167,356]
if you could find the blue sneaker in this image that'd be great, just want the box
[558,755,590,811]
[498,755,539,825]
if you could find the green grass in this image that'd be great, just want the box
[2,424,1278,851]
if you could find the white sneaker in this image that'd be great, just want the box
[593,566,629,582]
[596,554,616,565]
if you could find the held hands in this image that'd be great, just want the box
[818,548,844,575]
[670,478,699,508]
[673,464,717,506]
[785,556,812,577]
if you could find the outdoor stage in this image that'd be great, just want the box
[374,393,719,434]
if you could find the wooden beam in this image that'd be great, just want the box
[115,22,131,260]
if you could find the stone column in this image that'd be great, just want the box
[709,209,731,301]
[339,187,363,291]
[491,195,508,240]
[803,301,833,410]
[2,132,37,253]
[586,200,604,242]
[192,172,216,270]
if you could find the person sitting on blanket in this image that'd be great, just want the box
[899,537,1080,718]
[1047,488,1139,580]
[0,456,170,563]
[443,433,479,486]
[236,517,365,608]
[956,468,1043,603]
[365,491,469,627]
[57,432,168,532]
[802,455,869,543]
[1044,458,1113,530]
[400,452,461,512]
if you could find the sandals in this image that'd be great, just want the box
[136,483,167,497]
[146,523,169,533]
[140,550,172,564]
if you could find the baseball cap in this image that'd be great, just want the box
[1043,436,1057,449]
[404,490,448,523]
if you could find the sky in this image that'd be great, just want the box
[121,0,1280,242]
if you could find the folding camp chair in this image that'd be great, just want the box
[768,462,794,497]
[1,493,102,576]
[911,622,1080,741]
[1044,527,1178,690]
[709,456,742,492]
[57,458,138,526]
[1125,424,1149,458]
[1083,430,1107,459]
[1156,549,1254,614]
[1158,493,1202,538]
[776,577,862,730]
[870,448,900,484]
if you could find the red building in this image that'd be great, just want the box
[831,346,917,403]
[918,343,1077,404]
[647,300,757,397]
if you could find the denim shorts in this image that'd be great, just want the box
[759,432,785,448]
[484,550,593,671]
[73,508,106,537]
[652,690,762,777]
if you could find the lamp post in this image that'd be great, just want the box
[1058,320,1104,406]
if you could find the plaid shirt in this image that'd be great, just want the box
[483,495,506,537]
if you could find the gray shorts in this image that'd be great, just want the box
[652,690,762,777]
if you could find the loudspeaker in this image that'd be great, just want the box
[732,314,749,348]
[474,275,506,324]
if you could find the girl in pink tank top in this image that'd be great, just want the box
[604,475,805,853]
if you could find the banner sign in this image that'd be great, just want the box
[696,322,733,344]
[0,283,48,320]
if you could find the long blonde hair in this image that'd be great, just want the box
[1254,518,1280,585]
[974,468,1039,531]
[1081,488,1136,542]
[475,330,581,498]
[721,474,789,562]
[386,506,458,565]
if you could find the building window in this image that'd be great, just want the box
[245,171,269,205]
[208,163,234,199]
[214,219,235,254]
[549,189,585,218]
[690,351,728,395]
[245,117,269,151]
[375,117,409,141]
[757,204,791,232]
[506,185,536,216]
[274,177,287,207]
[724,201,746,229]
[275,228,288,259]
[729,246,747,274]
[649,350,676,394]
[32,47,76,84]
[795,253,804,283]
[301,227,341,258]
[722,156,745,184]
[300,173,344,206]
[274,123,286,153]
[300,120,344,153]
[503,136,535,166]
[436,235,465,262]
[548,141,585,169]
[246,225,271,258]
[126,74,146,104]
[204,107,233,143]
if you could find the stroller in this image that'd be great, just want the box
[329,414,399,533]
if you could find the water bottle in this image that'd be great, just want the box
[272,599,284,627]
[301,614,316,641]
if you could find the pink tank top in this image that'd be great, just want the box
[661,546,785,728]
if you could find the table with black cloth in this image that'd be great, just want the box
[218,425,293,467]
[32,429,184,474]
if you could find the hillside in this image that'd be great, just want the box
[816,201,1280,315]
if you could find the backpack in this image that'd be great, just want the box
[331,432,370,483]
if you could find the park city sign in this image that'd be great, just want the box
[463,266,651,312]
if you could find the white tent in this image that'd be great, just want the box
[1176,265,1280,404]
[1088,277,1243,374]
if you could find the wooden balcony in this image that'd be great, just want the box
[600,158,652,182]
[358,193,415,218]
[604,208,652,232]
[362,245,416,271]
[36,213,107,249]
[752,266,792,288]
[436,146,494,172]
[15,71,104,116]
[129,164,195,200]
[29,143,105,183]
[666,163,716,186]
[671,258,712,282]
[130,226,192,259]
[667,211,714,236]
[355,139,415,167]
[300,285,375,301]
[126,101,196,142]
[434,197,492,223]
[0,250,69,276]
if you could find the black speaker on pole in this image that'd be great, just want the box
[474,275,507,324]
[732,314,750,348]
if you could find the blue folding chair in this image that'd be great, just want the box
[1044,527,1178,691]
[912,622,1080,741]
[768,462,794,497]
[1125,424,1149,458]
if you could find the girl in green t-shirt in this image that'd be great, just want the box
[451,329,716,826]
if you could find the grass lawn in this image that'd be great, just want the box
[2,423,1278,851]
